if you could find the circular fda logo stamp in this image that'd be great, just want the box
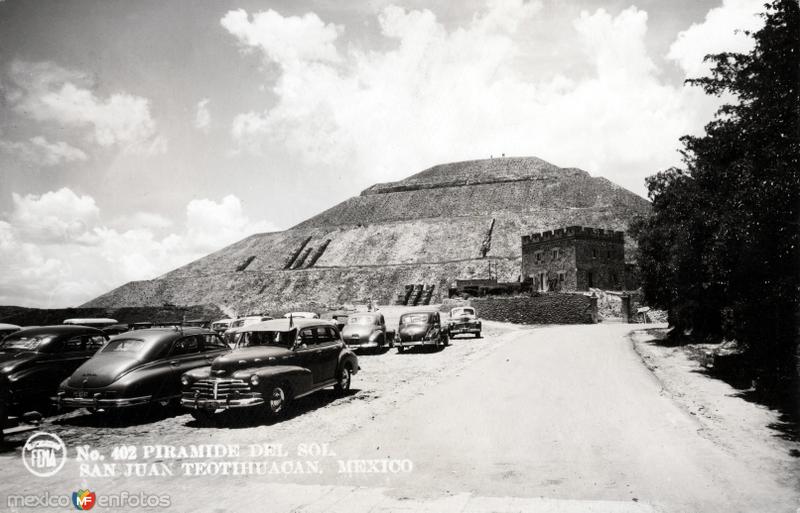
[22,431,67,477]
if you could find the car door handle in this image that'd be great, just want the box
[169,360,178,366]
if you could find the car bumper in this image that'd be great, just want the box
[449,327,480,334]
[346,341,380,349]
[181,396,264,410]
[396,339,437,347]
[56,394,154,409]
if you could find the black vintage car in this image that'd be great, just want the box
[181,318,359,423]
[395,311,449,352]
[341,312,394,351]
[0,326,108,435]
[57,327,229,412]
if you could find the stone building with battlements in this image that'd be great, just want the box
[521,226,625,292]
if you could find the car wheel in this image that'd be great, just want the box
[265,383,289,418]
[397,346,405,353]
[334,365,352,395]
[475,332,481,339]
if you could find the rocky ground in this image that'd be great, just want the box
[1,319,798,513]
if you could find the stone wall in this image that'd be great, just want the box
[470,294,597,325]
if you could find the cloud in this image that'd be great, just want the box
[10,188,100,243]
[220,8,342,67]
[3,60,167,156]
[667,0,764,77]
[0,136,88,166]
[223,1,723,194]
[194,98,211,132]
[0,189,278,307]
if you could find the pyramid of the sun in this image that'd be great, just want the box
[84,157,649,313]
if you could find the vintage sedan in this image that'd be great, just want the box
[447,306,482,338]
[57,327,229,412]
[181,318,358,423]
[0,326,108,413]
[341,312,394,351]
[395,311,449,352]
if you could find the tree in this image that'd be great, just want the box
[634,0,800,388]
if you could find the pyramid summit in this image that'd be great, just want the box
[84,157,649,313]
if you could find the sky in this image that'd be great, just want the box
[0,0,767,308]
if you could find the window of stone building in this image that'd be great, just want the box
[557,271,566,283]
[587,271,594,288]
[534,251,543,264]
[592,248,598,258]
[607,250,613,259]
[552,248,559,260]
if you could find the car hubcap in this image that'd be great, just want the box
[270,387,285,413]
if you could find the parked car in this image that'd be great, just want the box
[229,315,273,330]
[0,323,21,340]
[283,312,319,319]
[210,318,234,333]
[0,326,108,414]
[394,310,450,353]
[57,327,229,413]
[341,312,394,351]
[395,311,449,352]
[223,316,273,347]
[63,318,118,329]
[446,306,482,338]
[131,321,153,330]
[181,318,358,423]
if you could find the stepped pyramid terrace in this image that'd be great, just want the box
[84,157,650,313]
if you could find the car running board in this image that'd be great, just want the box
[293,379,338,399]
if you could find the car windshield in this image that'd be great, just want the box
[101,338,148,355]
[0,334,54,351]
[401,313,431,325]
[348,315,376,325]
[452,308,475,317]
[234,330,295,348]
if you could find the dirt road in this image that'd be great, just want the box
[1,322,797,512]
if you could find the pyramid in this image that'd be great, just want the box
[84,157,649,313]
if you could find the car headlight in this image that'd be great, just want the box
[250,375,260,386]
[180,375,191,387]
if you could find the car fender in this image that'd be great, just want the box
[114,362,187,399]
[7,360,71,398]
[337,351,359,374]
[182,366,212,382]
[233,366,313,399]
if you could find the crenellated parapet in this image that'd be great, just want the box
[522,226,624,246]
